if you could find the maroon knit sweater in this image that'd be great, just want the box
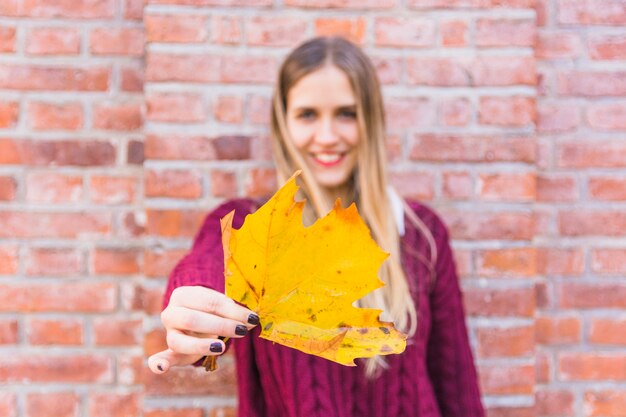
[162,199,485,417]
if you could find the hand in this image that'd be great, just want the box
[148,286,259,374]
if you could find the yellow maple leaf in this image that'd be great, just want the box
[221,172,407,366]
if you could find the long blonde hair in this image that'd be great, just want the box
[270,36,436,376]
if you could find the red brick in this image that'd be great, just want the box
[537,175,578,202]
[0,354,112,383]
[479,96,535,127]
[0,1,19,16]
[385,98,435,130]
[125,284,163,314]
[128,140,144,165]
[90,28,144,56]
[585,390,626,417]
[145,328,167,356]
[210,170,238,198]
[536,0,549,26]
[442,171,472,200]
[315,18,366,44]
[559,211,626,237]
[145,14,207,43]
[22,0,115,18]
[374,17,435,47]
[536,31,582,59]
[591,249,626,275]
[440,19,468,47]
[0,283,116,312]
[476,248,537,278]
[244,168,277,198]
[25,392,80,417]
[557,140,626,168]
[410,135,535,163]
[144,248,187,278]
[26,172,83,203]
[247,16,308,47]
[0,64,110,91]
[479,364,534,395]
[536,389,574,417]
[26,248,82,276]
[472,56,536,86]
[589,318,626,346]
[407,57,471,86]
[372,56,403,85]
[93,318,141,346]
[464,286,535,317]
[125,0,143,20]
[221,56,277,84]
[0,246,17,275]
[0,101,18,128]
[536,248,584,276]
[389,171,435,201]
[90,176,137,204]
[0,176,17,202]
[27,318,83,345]
[445,210,536,240]
[88,391,140,417]
[93,248,142,275]
[214,95,243,123]
[559,283,626,309]
[0,211,110,238]
[477,325,534,358]
[536,315,581,345]
[478,173,536,202]
[439,97,471,126]
[408,0,535,7]
[587,102,626,131]
[146,210,206,238]
[589,176,626,201]
[145,169,203,199]
[284,0,394,7]
[93,102,143,131]
[537,101,580,133]
[559,353,626,381]
[146,93,205,122]
[26,28,80,55]
[145,135,216,160]
[589,34,626,60]
[0,320,18,344]
[143,358,237,396]
[486,406,535,417]
[0,26,16,52]
[476,18,535,47]
[247,95,271,125]
[28,102,83,131]
[209,408,236,417]
[121,65,143,92]
[117,354,143,385]
[145,409,203,417]
[558,0,626,25]
[557,71,626,96]
[536,350,551,383]
[211,15,242,44]
[453,249,472,278]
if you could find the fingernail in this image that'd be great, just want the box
[247,313,260,325]
[235,324,248,336]
[210,342,223,353]
[157,363,164,372]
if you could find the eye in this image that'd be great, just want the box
[297,109,316,120]
[338,109,357,120]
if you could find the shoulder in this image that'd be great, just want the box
[403,199,450,244]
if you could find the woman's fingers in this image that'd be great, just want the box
[168,286,259,327]
[166,329,226,356]
[161,305,251,338]
[148,348,203,374]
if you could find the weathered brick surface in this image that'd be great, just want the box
[1,1,624,416]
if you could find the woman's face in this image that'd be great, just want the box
[285,65,360,196]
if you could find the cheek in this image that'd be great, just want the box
[286,120,313,151]
[337,123,360,146]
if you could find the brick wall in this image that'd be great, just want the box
[0,0,624,416]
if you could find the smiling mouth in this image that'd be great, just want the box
[311,152,345,167]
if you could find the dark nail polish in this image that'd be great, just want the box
[157,364,164,372]
[247,313,260,325]
[235,324,248,336]
[210,342,223,353]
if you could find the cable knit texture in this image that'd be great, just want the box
[162,199,485,417]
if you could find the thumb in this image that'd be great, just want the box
[148,348,204,374]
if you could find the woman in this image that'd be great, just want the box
[148,36,485,417]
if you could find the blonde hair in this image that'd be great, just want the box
[270,36,436,377]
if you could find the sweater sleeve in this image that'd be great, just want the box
[162,199,258,309]
[426,218,485,417]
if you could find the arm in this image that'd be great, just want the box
[426,219,485,417]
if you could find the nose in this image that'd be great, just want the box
[314,117,339,145]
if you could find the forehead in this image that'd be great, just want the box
[287,65,356,108]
